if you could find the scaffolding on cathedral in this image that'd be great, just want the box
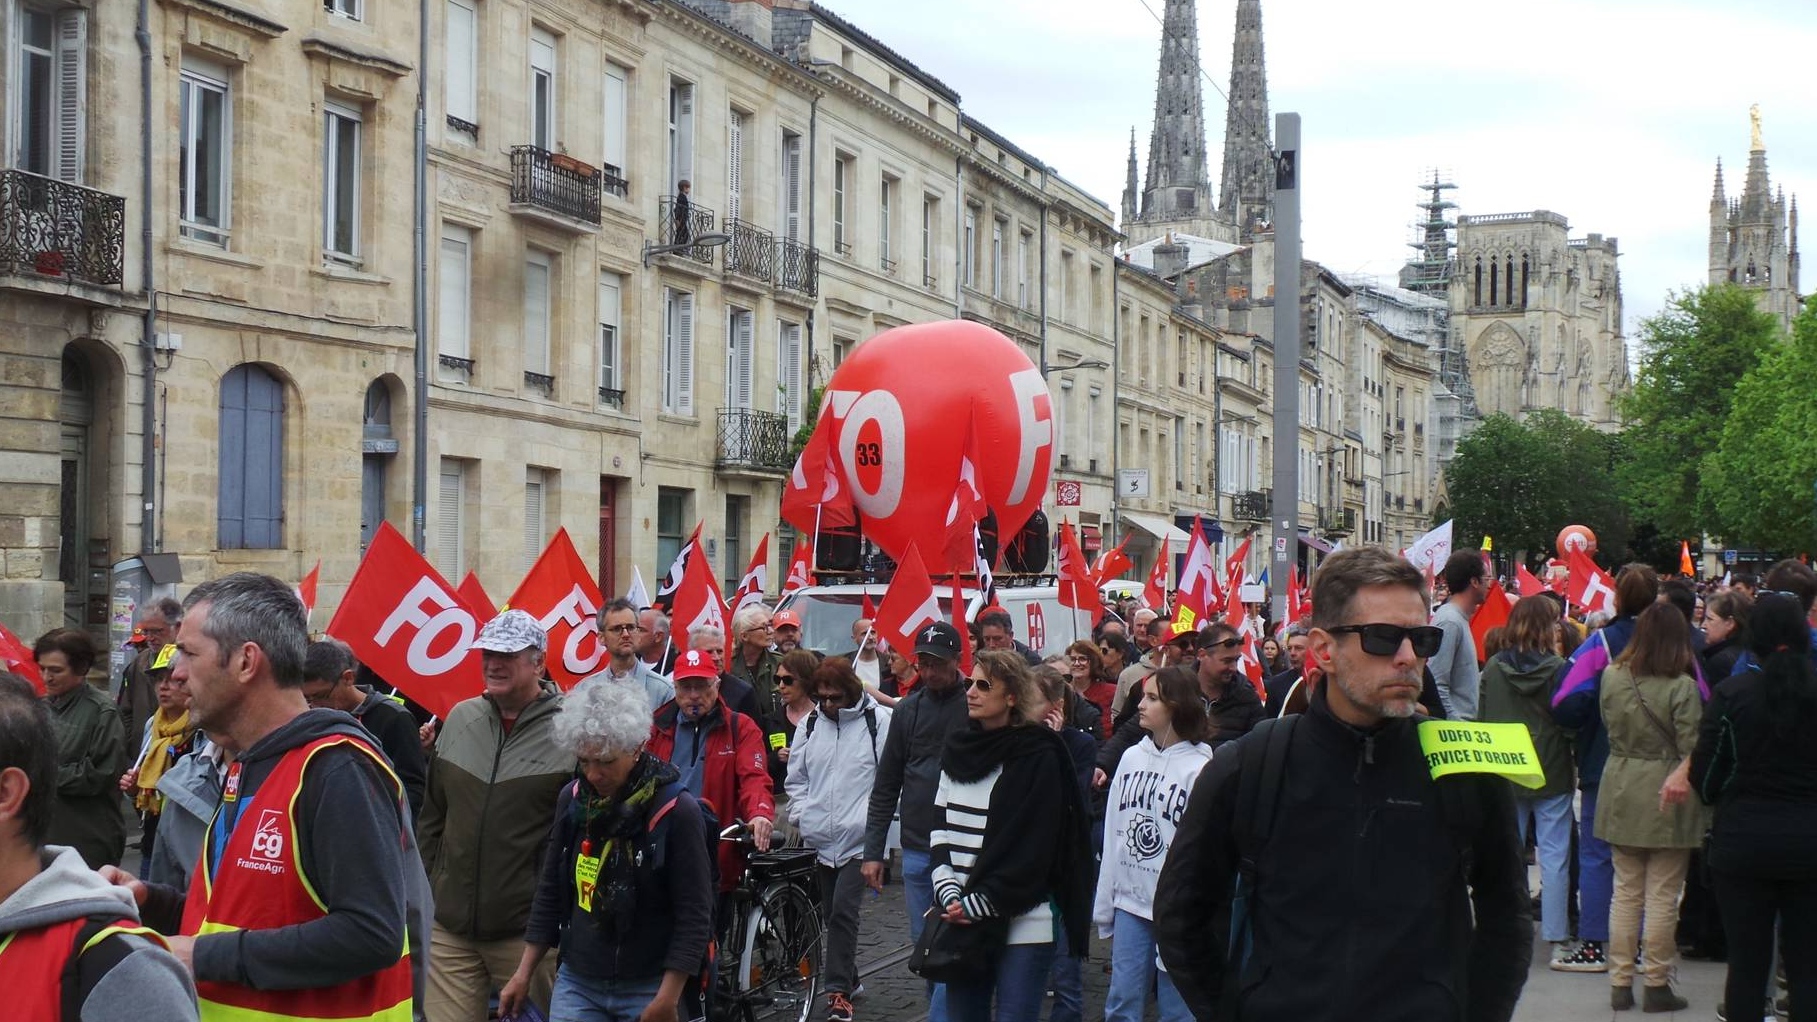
[1401,169,1457,297]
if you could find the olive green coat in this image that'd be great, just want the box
[1594,664,1708,849]
[45,681,128,867]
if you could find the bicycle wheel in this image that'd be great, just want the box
[737,881,822,1022]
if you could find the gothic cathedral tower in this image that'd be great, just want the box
[1709,107,1802,333]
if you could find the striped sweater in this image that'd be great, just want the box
[930,765,1056,945]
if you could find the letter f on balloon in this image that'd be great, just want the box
[1006,368,1053,507]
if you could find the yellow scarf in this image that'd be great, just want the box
[134,708,192,813]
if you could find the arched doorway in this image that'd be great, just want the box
[361,378,398,551]
[59,351,94,629]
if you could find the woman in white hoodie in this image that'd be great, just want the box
[1094,665,1213,1022]
[785,657,891,1022]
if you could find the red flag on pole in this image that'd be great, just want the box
[1088,537,1132,588]
[671,524,731,659]
[1056,520,1104,618]
[1516,563,1546,598]
[1222,535,1253,604]
[1564,549,1619,617]
[782,543,813,596]
[1679,541,1696,578]
[861,589,878,621]
[327,522,482,721]
[0,621,44,694]
[1223,581,1267,698]
[942,412,990,571]
[780,408,856,536]
[1142,539,1170,612]
[296,560,321,618]
[457,572,496,622]
[505,528,608,688]
[1172,520,1219,633]
[732,534,771,613]
[1470,580,1514,665]
[874,544,941,656]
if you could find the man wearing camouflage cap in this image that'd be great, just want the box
[418,610,568,1021]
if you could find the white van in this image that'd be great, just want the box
[776,583,1093,660]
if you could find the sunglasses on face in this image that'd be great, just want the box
[964,676,995,693]
[1326,623,1445,658]
[1202,638,1242,651]
[776,672,796,684]
[816,691,846,704]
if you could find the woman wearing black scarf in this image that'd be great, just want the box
[931,650,1094,1022]
[500,679,714,1022]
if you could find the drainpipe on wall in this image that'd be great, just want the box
[953,145,963,319]
[410,0,430,552]
[804,91,819,385]
[1110,259,1120,543]
[135,0,157,552]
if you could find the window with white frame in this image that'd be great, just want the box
[523,467,548,570]
[879,175,895,271]
[832,153,852,254]
[178,60,231,246]
[523,250,551,378]
[726,307,754,410]
[436,224,471,372]
[530,27,556,151]
[15,7,86,182]
[322,101,362,263]
[325,0,361,20]
[663,288,694,415]
[602,63,628,181]
[726,109,746,222]
[668,79,694,193]
[436,458,467,579]
[1017,229,1032,308]
[780,131,802,243]
[962,207,977,288]
[777,320,803,433]
[444,0,477,139]
[991,216,1005,299]
[598,272,622,397]
[920,195,936,286]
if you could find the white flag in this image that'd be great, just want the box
[1403,520,1454,578]
[626,565,651,609]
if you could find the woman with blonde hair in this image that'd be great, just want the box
[928,651,1092,1022]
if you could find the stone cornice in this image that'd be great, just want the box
[157,0,287,37]
[300,35,413,77]
[650,1,823,100]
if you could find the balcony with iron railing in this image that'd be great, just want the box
[657,197,717,266]
[1233,490,1271,522]
[1320,506,1357,537]
[1,170,127,290]
[725,218,774,281]
[776,237,818,298]
[508,146,601,230]
[715,408,793,474]
[601,164,629,199]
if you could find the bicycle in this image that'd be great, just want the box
[710,823,824,1022]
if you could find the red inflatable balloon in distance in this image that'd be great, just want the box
[1556,525,1598,558]
[814,320,1054,563]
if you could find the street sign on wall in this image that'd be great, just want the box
[1117,469,1150,498]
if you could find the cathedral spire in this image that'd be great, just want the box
[1139,0,1211,221]
[1218,0,1274,236]
[1122,128,1139,227]
[1711,158,1725,206]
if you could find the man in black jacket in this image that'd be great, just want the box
[301,639,428,816]
[1154,548,1531,1022]
[860,622,970,1022]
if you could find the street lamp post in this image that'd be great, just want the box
[642,232,731,267]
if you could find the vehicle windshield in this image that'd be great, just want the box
[782,590,958,655]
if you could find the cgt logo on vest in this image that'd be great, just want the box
[236,809,288,875]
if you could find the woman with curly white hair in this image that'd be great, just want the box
[499,678,714,1022]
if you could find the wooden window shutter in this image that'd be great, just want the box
[54,9,86,184]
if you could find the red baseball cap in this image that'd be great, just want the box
[772,609,803,629]
[673,648,719,681]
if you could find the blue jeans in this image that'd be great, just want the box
[1104,910,1191,1022]
[1516,791,1576,942]
[547,966,663,1022]
[900,849,947,1022]
[1046,927,1082,1022]
[945,942,1057,1022]
[1578,786,1612,942]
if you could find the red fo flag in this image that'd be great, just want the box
[457,572,497,622]
[1223,587,1267,698]
[1470,580,1514,665]
[671,524,730,657]
[780,408,856,539]
[0,621,43,694]
[942,412,990,570]
[874,543,941,656]
[782,543,813,596]
[1142,538,1170,612]
[1088,537,1132,588]
[1564,549,1618,617]
[327,522,481,721]
[296,560,321,618]
[732,534,771,613]
[1222,535,1253,603]
[506,528,608,688]
[1172,521,1219,633]
[1516,563,1547,598]
[1056,520,1103,618]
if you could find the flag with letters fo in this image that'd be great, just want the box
[780,404,856,538]
[1089,537,1132,588]
[1222,580,1267,698]
[1056,520,1103,617]
[1171,520,1219,633]
[874,543,941,657]
[782,544,813,596]
[505,528,608,688]
[671,524,730,658]
[327,522,481,721]
[732,534,771,613]
[1563,549,1618,618]
[1142,538,1170,612]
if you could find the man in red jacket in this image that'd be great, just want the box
[647,649,775,892]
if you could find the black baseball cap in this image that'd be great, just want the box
[912,622,962,661]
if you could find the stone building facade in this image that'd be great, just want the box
[1709,110,1802,333]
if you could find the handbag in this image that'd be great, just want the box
[907,907,1010,984]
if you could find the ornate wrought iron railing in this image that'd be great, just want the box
[725,218,774,281]
[657,196,716,265]
[716,408,792,471]
[508,146,602,226]
[601,164,629,199]
[776,238,818,297]
[0,170,126,286]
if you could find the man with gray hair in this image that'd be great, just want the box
[638,607,677,676]
[419,609,568,1022]
[102,572,421,1021]
[685,623,762,725]
[575,598,672,713]
[118,596,184,762]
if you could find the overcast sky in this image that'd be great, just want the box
[831,0,1816,334]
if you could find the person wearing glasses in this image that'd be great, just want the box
[579,598,674,713]
[300,638,426,816]
[729,604,785,720]
[785,657,893,1022]
[1154,548,1532,1022]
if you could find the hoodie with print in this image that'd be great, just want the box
[1093,737,1213,934]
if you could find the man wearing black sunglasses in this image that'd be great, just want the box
[1155,547,1531,1022]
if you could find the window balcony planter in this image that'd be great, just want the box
[657,196,717,265]
[524,371,555,394]
[598,386,625,409]
[0,169,126,288]
[716,408,792,474]
[508,145,601,230]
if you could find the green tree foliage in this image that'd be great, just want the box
[1446,409,1629,562]
[1616,285,1781,540]
[1705,298,1817,552]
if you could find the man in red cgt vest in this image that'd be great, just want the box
[0,671,196,1021]
[103,572,420,1022]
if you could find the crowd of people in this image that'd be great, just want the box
[2,546,1813,1022]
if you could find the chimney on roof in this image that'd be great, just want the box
[727,0,774,46]
[1153,237,1189,279]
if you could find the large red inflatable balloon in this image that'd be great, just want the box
[787,320,1054,564]
[1556,525,1598,557]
